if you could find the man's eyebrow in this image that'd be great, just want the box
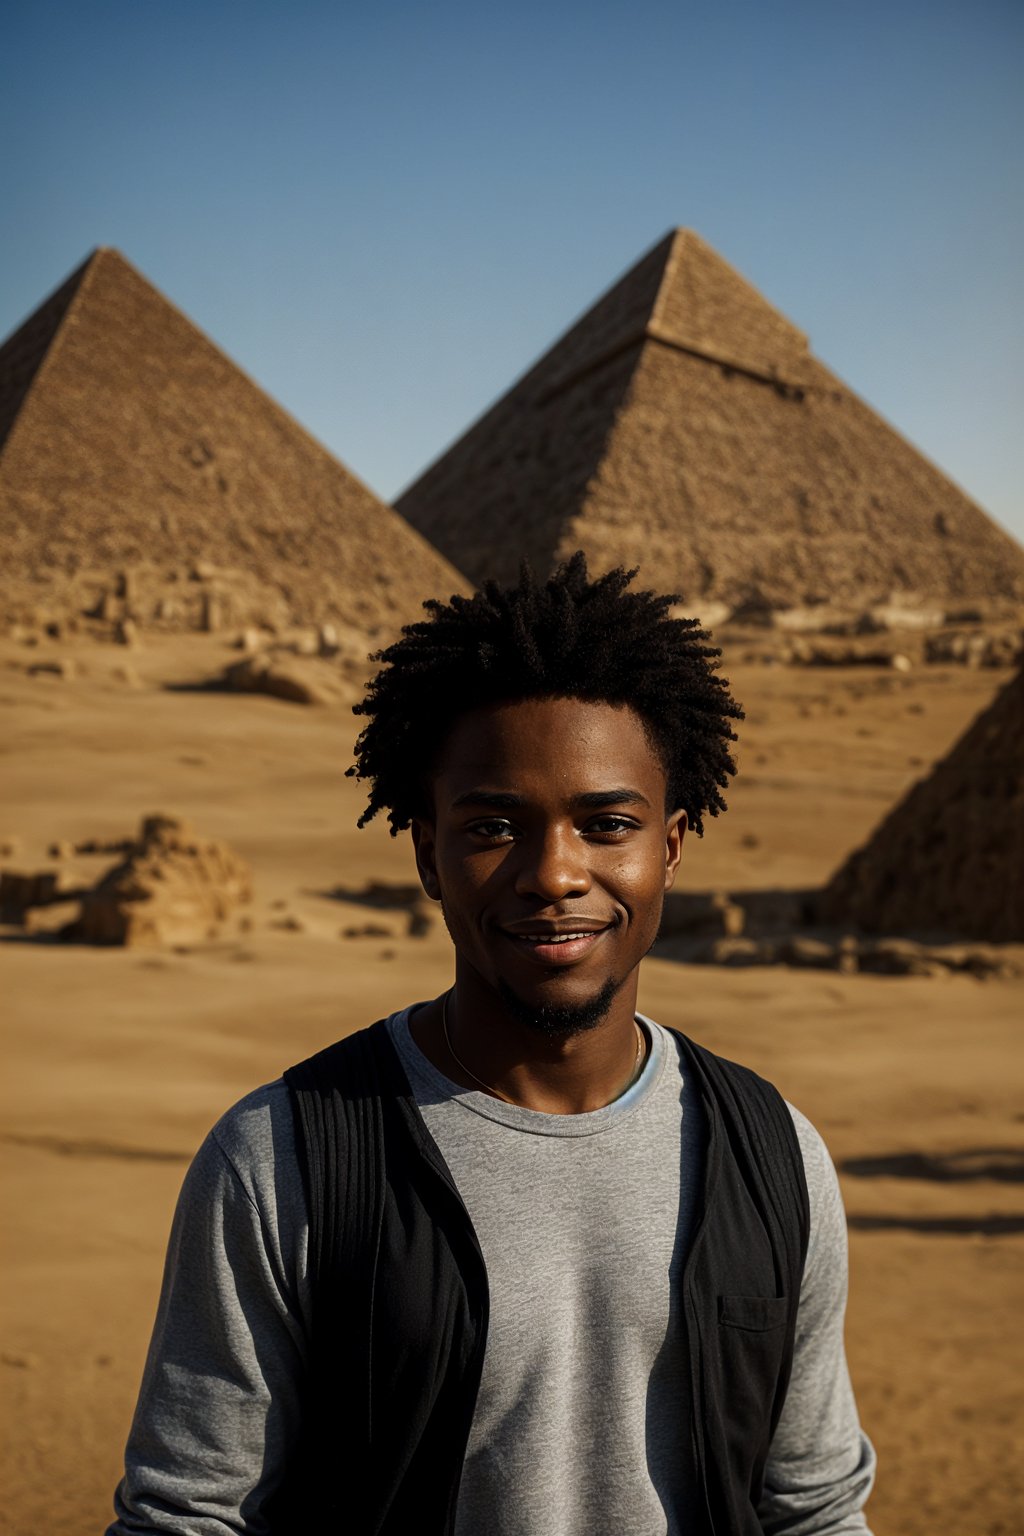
[572,789,652,810]
[450,790,528,810]
[449,788,652,811]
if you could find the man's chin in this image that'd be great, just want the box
[495,976,622,1039]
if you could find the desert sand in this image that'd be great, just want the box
[1,628,1021,1535]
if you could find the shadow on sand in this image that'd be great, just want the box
[839,1148,1024,1184]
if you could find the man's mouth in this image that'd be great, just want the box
[517,931,598,945]
[500,922,613,966]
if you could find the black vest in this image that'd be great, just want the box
[276,1021,809,1534]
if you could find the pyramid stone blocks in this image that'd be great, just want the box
[397,230,1024,610]
[0,250,465,633]
[820,668,1024,941]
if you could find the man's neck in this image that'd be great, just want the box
[408,972,646,1115]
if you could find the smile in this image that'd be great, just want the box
[519,931,598,945]
[501,926,612,966]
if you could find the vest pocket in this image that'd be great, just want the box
[716,1295,790,1476]
[718,1294,788,1331]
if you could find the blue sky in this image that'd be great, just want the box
[2,0,1022,544]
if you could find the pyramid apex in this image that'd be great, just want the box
[56,248,153,290]
[68,244,123,267]
[647,227,810,373]
[664,227,717,251]
[83,246,145,278]
[91,245,137,262]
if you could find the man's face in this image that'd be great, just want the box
[412,696,685,1027]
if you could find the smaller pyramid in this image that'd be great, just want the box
[0,249,465,632]
[820,669,1024,941]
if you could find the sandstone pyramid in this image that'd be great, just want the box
[0,249,465,632]
[396,230,1024,609]
[820,668,1024,941]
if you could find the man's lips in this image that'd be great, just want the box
[499,920,614,966]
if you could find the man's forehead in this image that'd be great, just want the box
[433,696,666,790]
[449,785,655,811]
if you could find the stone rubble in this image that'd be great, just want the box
[215,651,359,707]
[0,817,254,946]
[657,879,1021,976]
[72,814,253,946]
[674,930,1018,979]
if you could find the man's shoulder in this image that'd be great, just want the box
[659,1023,832,1188]
[661,1024,797,1118]
[204,1077,295,1193]
[283,1015,406,1096]
[203,1017,409,1199]
[783,1101,831,1181]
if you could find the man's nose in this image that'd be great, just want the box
[513,826,591,901]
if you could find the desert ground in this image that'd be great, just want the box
[1,628,1021,1535]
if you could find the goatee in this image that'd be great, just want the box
[496,976,621,1039]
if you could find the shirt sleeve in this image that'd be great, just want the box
[107,1088,310,1535]
[757,1110,877,1536]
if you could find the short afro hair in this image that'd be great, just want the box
[348,552,742,836]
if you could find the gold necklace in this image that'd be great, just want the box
[441,989,646,1110]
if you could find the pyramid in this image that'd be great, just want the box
[396,230,1024,609]
[820,668,1024,941]
[0,249,465,632]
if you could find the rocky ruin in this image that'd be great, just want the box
[0,815,253,946]
[72,814,252,946]
[656,884,1019,976]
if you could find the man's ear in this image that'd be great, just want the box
[411,819,442,902]
[664,809,686,892]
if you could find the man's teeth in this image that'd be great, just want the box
[521,932,593,944]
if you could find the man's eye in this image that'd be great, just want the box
[469,819,516,840]
[587,815,638,836]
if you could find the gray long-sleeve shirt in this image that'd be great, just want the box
[109,1012,875,1534]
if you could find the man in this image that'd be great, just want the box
[110,554,875,1535]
